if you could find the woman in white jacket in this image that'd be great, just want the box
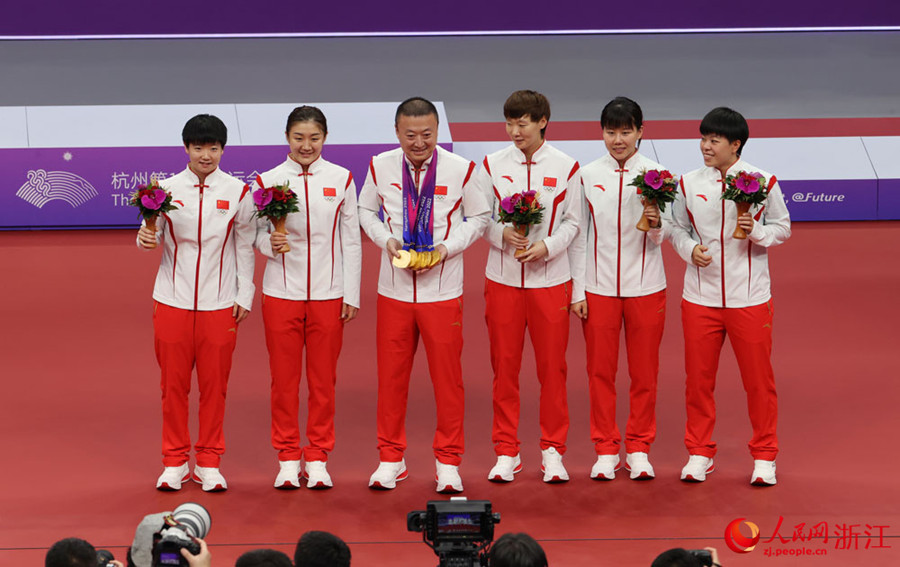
[572,97,670,481]
[254,106,362,490]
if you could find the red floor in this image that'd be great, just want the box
[1,222,898,566]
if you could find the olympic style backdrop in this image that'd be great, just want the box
[0,103,452,230]
[2,0,898,36]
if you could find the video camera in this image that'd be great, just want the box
[408,499,500,567]
[151,503,211,567]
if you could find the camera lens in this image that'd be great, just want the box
[171,503,211,539]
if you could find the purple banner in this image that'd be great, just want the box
[0,145,397,229]
[3,1,898,37]
[780,179,878,222]
[877,179,900,220]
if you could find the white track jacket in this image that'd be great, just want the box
[668,158,791,308]
[358,146,491,303]
[254,156,362,308]
[481,142,585,302]
[575,152,669,298]
[142,166,256,311]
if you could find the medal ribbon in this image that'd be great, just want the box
[401,150,437,252]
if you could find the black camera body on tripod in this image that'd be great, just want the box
[408,499,501,567]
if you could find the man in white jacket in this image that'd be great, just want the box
[358,97,491,493]
[137,114,256,492]
[668,107,790,486]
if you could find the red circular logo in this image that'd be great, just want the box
[724,518,760,553]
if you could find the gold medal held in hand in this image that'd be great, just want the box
[392,249,412,268]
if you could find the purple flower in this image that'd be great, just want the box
[735,175,760,194]
[253,188,273,209]
[140,188,167,210]
[500,196,514,214]
[644,170,663,190]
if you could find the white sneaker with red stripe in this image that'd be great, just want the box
[751,460,777,486]
[156,463,190,491]
[304,461,334,489]
[193,466,227,492]
[435,461,464,494]
[274,460,301,489]
[590,454,620,480]
[625,452,655,480]
[488,454,522,482]
[368,459,407,490]
[541,447,569,483]
[680,455,714,482]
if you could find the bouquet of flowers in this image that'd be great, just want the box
[721,171,768,239]
[253,181,300,253]
[498,190,545,257]
[129,179,178,249]
[628,169,678,231]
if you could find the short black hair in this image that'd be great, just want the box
[601,96,643,130]
[650,548,704,567]
[236,549,294,567]
[395,97,439,126]
[503,90,551,137]
[490,533,548,567]
[294,531,351,567]
[45,537,97,567]
[700,106,749,155]
[182,114,228,148]
[286,105,328,136]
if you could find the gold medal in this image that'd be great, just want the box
[392,249,411,268]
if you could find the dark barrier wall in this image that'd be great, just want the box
[3,0,900,36]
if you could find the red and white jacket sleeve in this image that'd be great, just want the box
[358,159,392,251]
[341,175,362,308]
[441,163,490,258]
[233,189,257,310]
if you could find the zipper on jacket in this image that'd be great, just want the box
[303,173,312,301]
[522,161,531,288]
[615,167,626,297]
[193,184,206,311]
[720,180,726,308]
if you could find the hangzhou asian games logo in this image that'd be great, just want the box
[17,169,98,209]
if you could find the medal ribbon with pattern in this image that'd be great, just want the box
[401,150,437,252]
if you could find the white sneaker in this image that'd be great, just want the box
[435,460,464,494]
[488,455,522,482]
[541,447,569,483]
[625,452,655,480]
[680,455,714,482]
[751,460,777,486]
[274,460,301,489]
[304,461,334,489]
[590,454,620,480]
[368,459,407,490]
[193,466,228,492]
[156,463,190,491]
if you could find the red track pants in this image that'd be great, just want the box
[153,302,237,467]
[682,299,778,460]
[263,295,344,463]
[485,279,572,457]
[582,290,666,455]
[375,295,465,466]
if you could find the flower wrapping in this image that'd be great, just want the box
[129,179,178,220]
[627,169,679,212]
